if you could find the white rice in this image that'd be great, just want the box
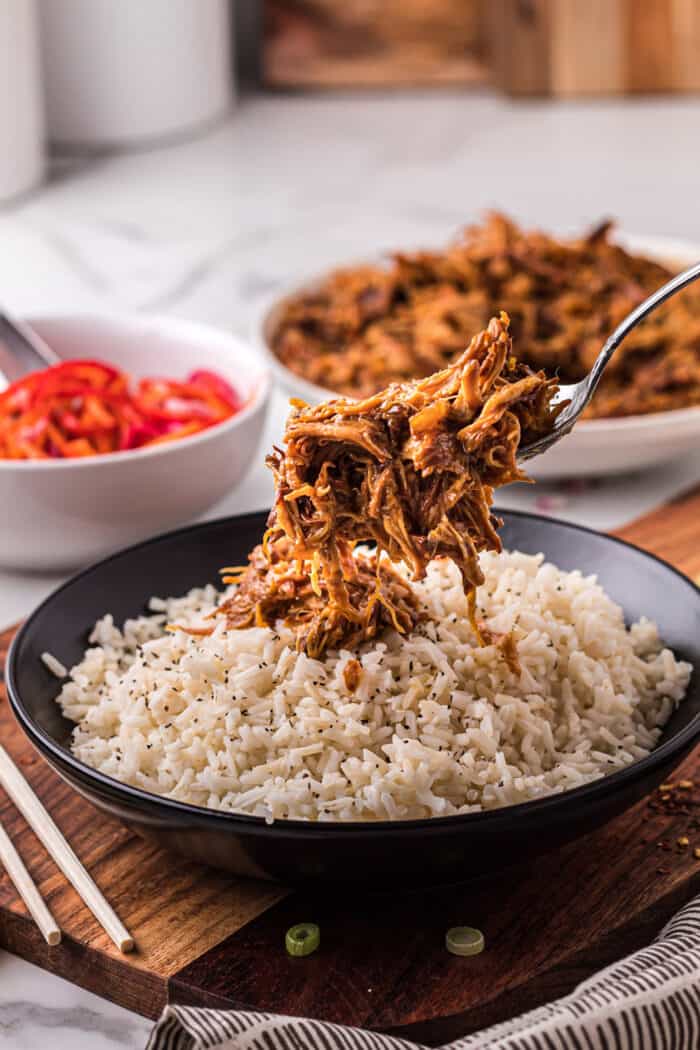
[41,651,68,679]
[52,550,692,823]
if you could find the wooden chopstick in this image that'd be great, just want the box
[0,821,60,946]
[0,745,134,953]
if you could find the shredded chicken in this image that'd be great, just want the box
[215,313,558,656]
[216,537,423,659]
[342,658,363,692]
[478,623,521,677]
[272,212,700,418]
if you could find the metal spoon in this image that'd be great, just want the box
[518,259,700,461]
[0,311,60,386]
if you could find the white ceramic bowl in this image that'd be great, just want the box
[251,233,700,479]
[0,313,270,571]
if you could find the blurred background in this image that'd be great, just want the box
[3,0,697,291]
[260,0,700,96]
[5,0,699,294]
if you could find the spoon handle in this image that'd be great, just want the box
[0,313,60,387]
[587,258,700,398]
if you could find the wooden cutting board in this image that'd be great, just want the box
[2,488,700,1042]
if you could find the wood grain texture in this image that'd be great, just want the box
[263,0,489,88]
[488,0,700,96]
[626,0,675,92]
[486,0,552,97]
[1,486,700,1033]
[672,0,700,91]
[171,816,700,1043]
[265,0,700,97]
[550,0,625,96]
[616,483,700,581]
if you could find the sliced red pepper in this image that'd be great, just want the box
[188,369,243,409]
[42,359,121,386]
[0,358,241,459]
[118,419,162,450]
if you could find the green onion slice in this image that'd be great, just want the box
[445,926,484,957]
[285,922,320,957]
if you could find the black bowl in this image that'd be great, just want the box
[7,510,700,888]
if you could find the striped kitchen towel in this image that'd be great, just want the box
[147,894,700,1050]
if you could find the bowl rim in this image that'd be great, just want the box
[6,507,700,838]
[250,230,700,432]
[0,312,272,472]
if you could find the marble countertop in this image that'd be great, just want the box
[1,89,700,1048]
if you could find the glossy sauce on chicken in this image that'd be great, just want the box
[272,213,700,418]
[215,313,559,657]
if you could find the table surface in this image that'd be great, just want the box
[1,89,700,1049]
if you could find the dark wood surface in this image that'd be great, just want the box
[2,488,700,1039]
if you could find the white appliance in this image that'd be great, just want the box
[39,0,234,148]
[0,0,44,201]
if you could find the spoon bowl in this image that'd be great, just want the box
[0,311,60,387]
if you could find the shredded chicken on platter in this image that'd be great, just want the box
[272,212,700,418]
[211,313,558,657]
